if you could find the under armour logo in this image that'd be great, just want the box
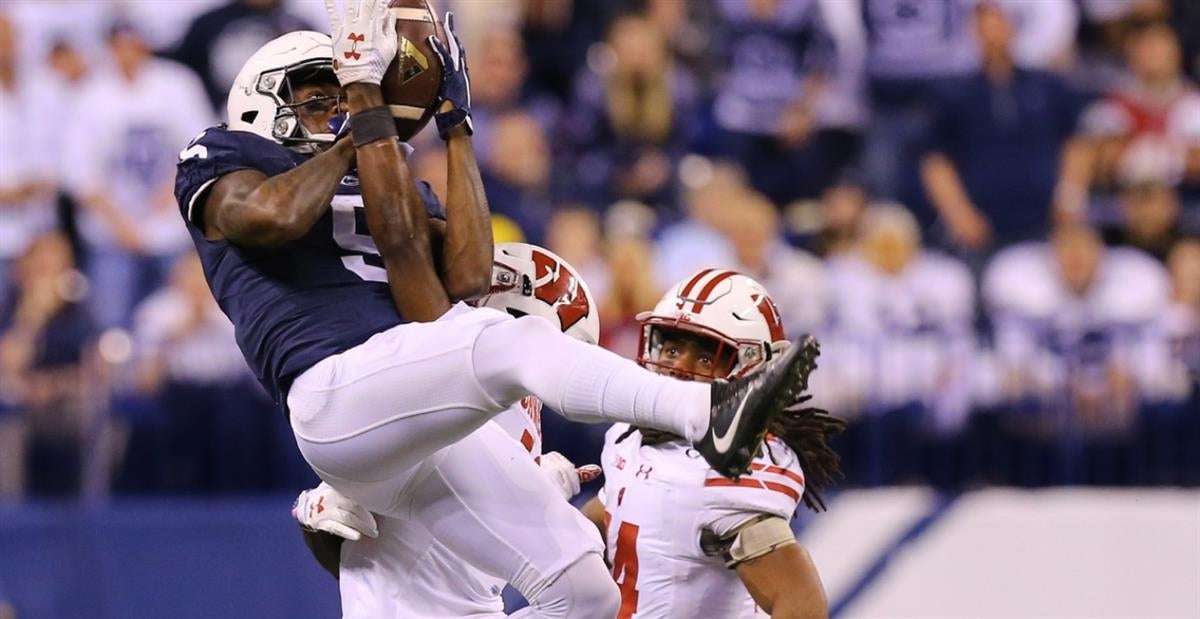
[614,456,626,470]
[635,465,653,480]
[344,33,364,60]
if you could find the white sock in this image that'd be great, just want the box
[472,316,710,442]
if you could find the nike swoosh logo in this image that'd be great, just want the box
[711,393,750,453]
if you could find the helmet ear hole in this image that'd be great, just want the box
[506,308,529,319]
[240,110,258,124]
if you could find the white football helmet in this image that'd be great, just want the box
[226,31,340,153]
[637,269,788,380]
[474,243,600,345]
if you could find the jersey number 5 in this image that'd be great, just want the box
[330,194,387,283]
[612,520,641,619]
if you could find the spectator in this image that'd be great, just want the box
[820,205,976,485]
[1078,19,1200,194]
[0,13,57,311]
[35,39,93,177]
[822,206,975,421]
[566,12,700,209]
[545,205,611,305]
[920,1,1086,253]
[599,235,660,360]
[653,158,740,288]
[814,173,870,257]
[711,0,835,204]
[726,190,827,336]
[982,226,1174,441]
[810,0,869,187]
[990,0,1079,72]
[481,111,555,244]
[1163,239,1200,380]
[171,0,312,110]
[1102,154,1184,262]
[123,254,273,493]
[63,21,214,330]
[519,0,610,101]
[857,0,978,214]
[0,233,97,496]
[467,26,561,163]
[643,0,722,87]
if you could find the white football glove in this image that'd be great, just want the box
[324,0,398,86]
[540,451,602,501]
[293,482,379,541]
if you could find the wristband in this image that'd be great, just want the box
[351,106,399,147]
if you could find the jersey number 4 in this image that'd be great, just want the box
[612,520,641,619]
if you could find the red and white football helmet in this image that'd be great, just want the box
[636,269,787,380]
[474,243,600,345]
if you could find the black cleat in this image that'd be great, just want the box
[695,335,821,479]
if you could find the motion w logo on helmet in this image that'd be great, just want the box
[530,249,591,331]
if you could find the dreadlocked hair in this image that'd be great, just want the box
[614,396,845,514]
[764,395,845,513]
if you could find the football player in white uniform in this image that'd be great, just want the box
[294,243,607,618]
[579,270,844,619]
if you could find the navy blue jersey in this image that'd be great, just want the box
[175,126,445,406]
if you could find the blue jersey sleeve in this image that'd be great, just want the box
[175,126,301,227]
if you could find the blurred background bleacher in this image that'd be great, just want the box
[0,1,1197,617]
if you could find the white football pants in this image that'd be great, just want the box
[288,303,702,616]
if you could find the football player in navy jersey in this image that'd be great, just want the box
[175,1,820,615]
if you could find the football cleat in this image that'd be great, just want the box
[695,335,821,479]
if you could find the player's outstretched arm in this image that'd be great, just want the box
[428,12,492,301]
[736,543,828,619]
[328,0,451,321]
[201,139,355,247]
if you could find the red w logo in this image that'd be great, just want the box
[530,249,590,331]
[344,33,365,60]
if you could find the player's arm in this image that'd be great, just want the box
[580,495,608,545]
[327,0,450,321]
[201,139,355,247]
[293,483,380,579]
[428,13,492,301]
[301,528,344,579]
[737,542,828,619]
[346,83,451,321]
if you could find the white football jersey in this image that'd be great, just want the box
[598,424,806,618]
[339,397,543,619]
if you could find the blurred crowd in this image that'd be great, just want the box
[0,0,1197,501]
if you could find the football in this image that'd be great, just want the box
[381,0,444,140]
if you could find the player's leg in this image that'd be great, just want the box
[472,314,713,438]
[287,303,512,511]
[471,312,821,477]
[401,423,618,619]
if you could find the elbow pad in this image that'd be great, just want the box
[700,514,797,568]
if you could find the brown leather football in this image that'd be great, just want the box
[381,0,444,140]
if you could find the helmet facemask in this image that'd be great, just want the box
[637,320,769,382]
[258,59,344,153]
